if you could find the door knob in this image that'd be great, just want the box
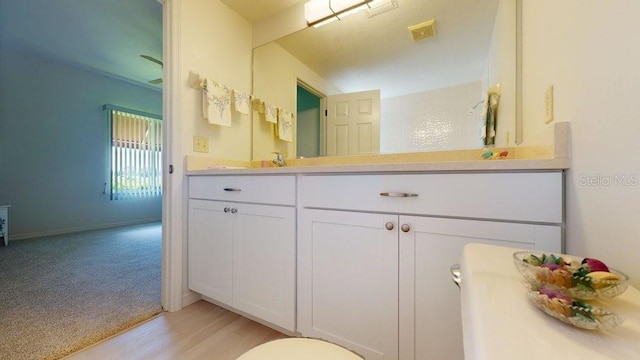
[231,208,238,214]
[401,224,411,232]
[224,207,230,213]
[385,222,395,230]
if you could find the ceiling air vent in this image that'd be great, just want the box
[408,19,436,41]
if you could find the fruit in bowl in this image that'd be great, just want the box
[513,251,629,299]
[528,289,625,330]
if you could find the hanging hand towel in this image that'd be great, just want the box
[253,98,265,114]
[233,90,251,115]
[264,103,278,124]
[483,93,499,145]
[201,78,214,119]
[205,79,232,127]
[278,109,293,142]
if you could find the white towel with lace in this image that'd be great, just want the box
[233,90,251,115]
[278,109,293,142]
[204,79,232,127]
[264,103,278,124]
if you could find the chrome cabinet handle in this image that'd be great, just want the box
[231,208,238,214]
[224,207,231,213]
[379,192,418,197]
[223,188,241,192]
[450,264,462,289]
[401,224,411,233]
[385,222,395,230]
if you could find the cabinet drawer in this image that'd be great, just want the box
[300,172,563,223]
[189,175,295,206]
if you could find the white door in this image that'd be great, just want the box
[399,216,560,360]
[187,199,233,305]
[299,209,398,360]
[326,89,380,156]
[233,203,296,331]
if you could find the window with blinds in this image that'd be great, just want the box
[105,105,162,200]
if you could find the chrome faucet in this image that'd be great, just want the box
[272,152,286,167]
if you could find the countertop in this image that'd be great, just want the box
[460,243,640,360]
[186,157,569,175]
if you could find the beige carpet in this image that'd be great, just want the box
[0,222,163,360]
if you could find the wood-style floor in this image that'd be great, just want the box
[64,301,287,360]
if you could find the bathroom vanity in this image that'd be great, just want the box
[296,172,562,360]
[186,148,566,360]
[188,175,297,331]
[185,123,569,360]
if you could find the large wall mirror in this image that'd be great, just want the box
[252,0,521,161]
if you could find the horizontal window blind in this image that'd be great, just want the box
[106,105,162,200]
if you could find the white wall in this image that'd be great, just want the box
[172,0,253,305]
[380,82,483,153]
[523,0,640,287]
[252,2,306,48]
[0,47,162,239]
[179,0,253,161]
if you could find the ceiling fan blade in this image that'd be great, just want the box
[140,54,163,67]
[148,78,163,85]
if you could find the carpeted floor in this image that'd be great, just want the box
[0,222,163,360]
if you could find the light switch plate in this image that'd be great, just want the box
[193,135,209,153]
[544,85,554,124]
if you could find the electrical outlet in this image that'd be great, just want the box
[193,136,209,153]
[544,85,554,124]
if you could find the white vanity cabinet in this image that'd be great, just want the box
[189,199,234,305]
[298,209,400,360]
[298,172,563,360]
[188,175,296,331]
[399,216,561,360]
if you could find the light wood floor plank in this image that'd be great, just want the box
[64,301,287,360]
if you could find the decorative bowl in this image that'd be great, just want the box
[527,290,625,330]
[513,251,629,299]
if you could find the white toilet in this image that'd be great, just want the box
[237,338,363,360]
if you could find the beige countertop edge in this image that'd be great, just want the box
[185,157,569,176]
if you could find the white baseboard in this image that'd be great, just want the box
[200,295,299,337]
[181,291,202,310]
[10,218,161,241]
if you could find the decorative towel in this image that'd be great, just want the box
[233,90,251,115]
[483,93,499,145]
[202,90,209,119]
[253,98,264,114]
[264,103,278,124]
[278,109,293,142]
[204,79,232,127]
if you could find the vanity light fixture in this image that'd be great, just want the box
[367,0,398,17]
[305,0,371,27]
[305,0,396,27]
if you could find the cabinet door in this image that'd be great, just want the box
[188,199,233,305]
[399,216,561,360]
[233,203,296,331]
[299,209,398,360]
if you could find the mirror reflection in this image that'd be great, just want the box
[252,0,517,160]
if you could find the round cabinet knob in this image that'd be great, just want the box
[385,222,395,230]
[401,224,411,233]
[224,207,230,213]
[231,208,238,214]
